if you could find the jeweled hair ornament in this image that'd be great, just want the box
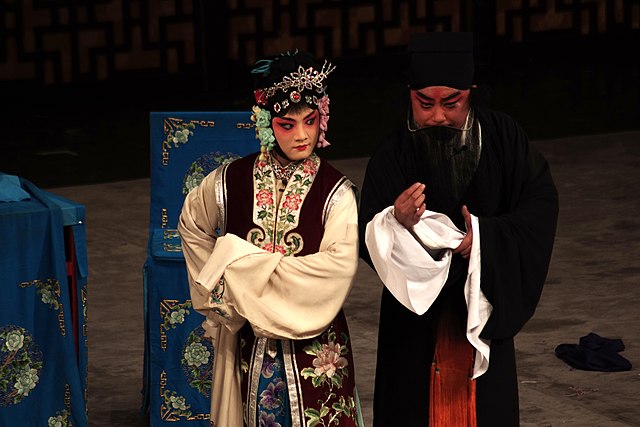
[258,60,335,100]
[250,52,335,159]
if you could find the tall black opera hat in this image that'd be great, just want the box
[408,32,474,90]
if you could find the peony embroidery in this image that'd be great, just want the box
[47,409,70,427]
[262,243,287,255]
[4,330,24,352]
[0,325,43,406]
[302,158,318,176]
[181,327,213,397]
[256,189,274,207]
[312,342,348,378]
[250,153,320,256]
[300,329,357,426]
[183,342,211,368]
[282,194,302,211]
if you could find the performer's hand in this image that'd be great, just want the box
[453,205,473,259]
[393,182,426,228]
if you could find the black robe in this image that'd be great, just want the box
[359,107,559,427]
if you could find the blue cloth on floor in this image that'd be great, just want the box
[555,332,632,372]
[0,172,31,202]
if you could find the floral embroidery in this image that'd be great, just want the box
[169,309,187,325]
[259,377,286,410]
[259,412,283,427]
[249,154,278,248]
[312,342,348,379]
[302,158,318,176]
[261,357,281,379]
[262,243,286,255]
[164,122,195,149]
[182,151,240,195]
[19,278,61,310]
[0,325,43,406]
[161,301,192,331]
[301,332,349,389]
[256,344,290,426]
[184,342,210,367]
[47,409,70,427]
[162,390,192,419]
[248,153,320,256]
[300,329,357,426]
[183,163,205,195]
[257,189,274,207]
[181,327,213,397]
[211,277,225,304]
[282,194,302,212]
[240,337,249,376]
[18,279,66,334]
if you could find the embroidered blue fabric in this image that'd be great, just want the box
[257,341,292,427]
[143,111,259,425]
[0,178,88,425]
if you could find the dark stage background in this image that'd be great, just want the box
[1,0,638,189]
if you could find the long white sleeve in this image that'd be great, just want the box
[365,206,492,377]
[178,168,359,340]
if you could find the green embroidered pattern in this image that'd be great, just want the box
[161,301,192,332]
[163,121,195,150]
[0,325,43,406]
[300,329,357,426]
[47,409,71,427]
[181,327,213,397]
[248,153,320,256]
[161,389,193,419]
[19,279,66,335]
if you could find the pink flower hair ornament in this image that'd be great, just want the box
[317,95,331,148]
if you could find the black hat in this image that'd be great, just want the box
[555,332,632,372]
[408,32,474,90]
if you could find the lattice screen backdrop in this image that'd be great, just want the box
[0,0,202,84]
[0,0,637,85]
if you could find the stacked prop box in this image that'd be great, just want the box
[142,112,258,425]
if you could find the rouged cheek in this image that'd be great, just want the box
[305,123,319,133]
[272,129,289,145]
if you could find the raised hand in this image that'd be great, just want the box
[393,182,426,228]
[452,205,473,259]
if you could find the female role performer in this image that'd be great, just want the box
[179,50,363,427]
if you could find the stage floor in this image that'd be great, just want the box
[49,130,640,426]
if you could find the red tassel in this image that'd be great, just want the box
[429,304,477,426]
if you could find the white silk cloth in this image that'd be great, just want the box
[365,206,492,378]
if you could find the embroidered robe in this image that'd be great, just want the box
[179,152,362,427]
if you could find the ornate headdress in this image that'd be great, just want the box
[250,51,335,158]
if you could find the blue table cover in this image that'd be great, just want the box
[0,178,88,426]
[142,112,258,425]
